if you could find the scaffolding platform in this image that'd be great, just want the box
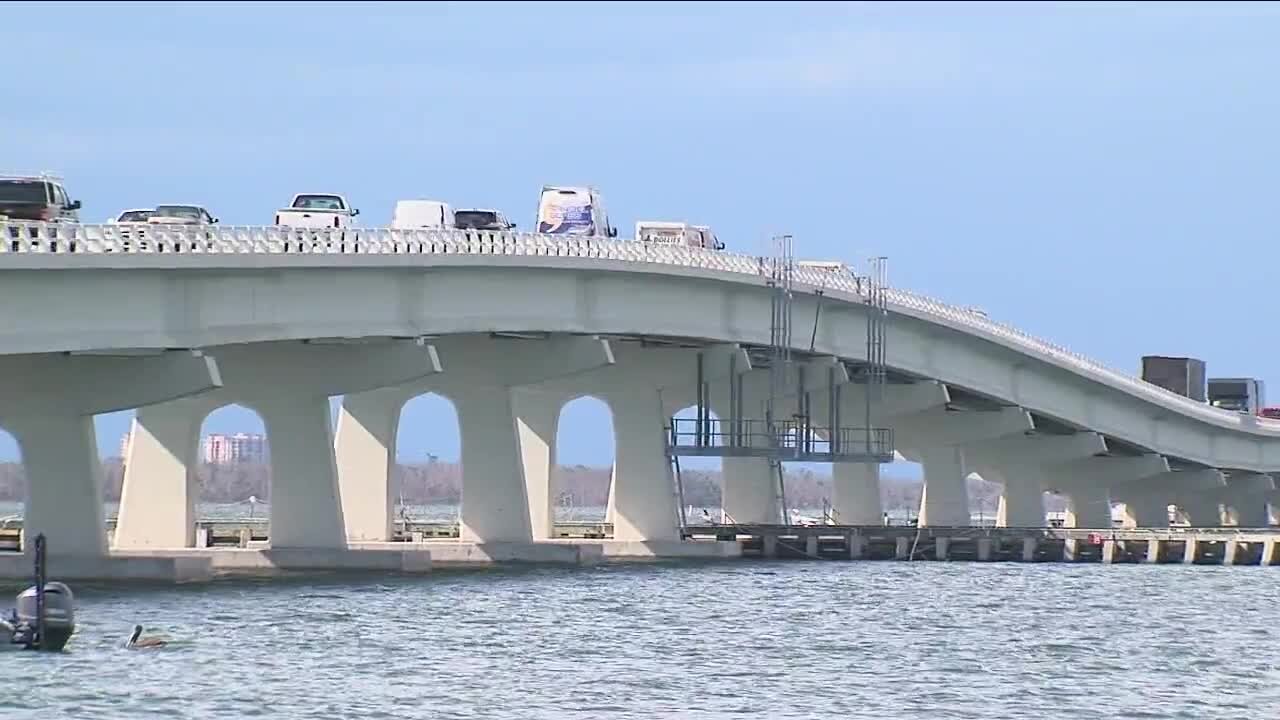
[665,417,894,463]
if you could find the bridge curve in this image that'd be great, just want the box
[3,221,1277,470]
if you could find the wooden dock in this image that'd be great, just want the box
[1,519,1276,566]
[682,524,1280,566]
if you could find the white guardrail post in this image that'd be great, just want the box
[0,219,1275,432]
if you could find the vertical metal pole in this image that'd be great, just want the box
[728,351,738,448]
[673,455,688,533]
[828,366,839,455]
[34,533,46,650]
[834,382,842,455]
[796,364,806,455]
[734,371,744,448]
[696,352,705,448]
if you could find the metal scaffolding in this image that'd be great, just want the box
[666,238,896,529]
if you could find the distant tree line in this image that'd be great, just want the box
[0,459,1067,514]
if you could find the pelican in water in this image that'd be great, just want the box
[126,624,167,649]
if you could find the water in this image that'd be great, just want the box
[2,562,1278,719]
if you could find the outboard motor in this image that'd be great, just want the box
[8,534,76,651]
[12,582,75,651]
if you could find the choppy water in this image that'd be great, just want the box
[1,561,1278,719]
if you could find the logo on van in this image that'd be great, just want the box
[538,194,594,234]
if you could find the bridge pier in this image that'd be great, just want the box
[915,448,971,527]
[115,397,210,548]
[1219,473,1275,527]
[1117,492,1169,528]
[1227,502,1271,528]
[513,388,565,541]
[260,396,347,548]
[605,389,679,542]
[991,471,1045,528]
[9,414,108,558]
[454,384,534,543]
[1176,497,1224,527]
[832,462,883,526]
[722,457,781,524]
[333,387,402,542]
[1063,486,1112,528]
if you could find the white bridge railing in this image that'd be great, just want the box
[1,220,1273,432]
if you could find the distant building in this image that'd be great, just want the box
[203,433,268,465]
[119,431,132,460]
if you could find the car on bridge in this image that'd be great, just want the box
[110,208,156,224]
[454,208,515,231]
[105,208,156,252]
[137,204,220,252]
[149,204,218,226]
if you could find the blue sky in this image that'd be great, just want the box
[2,1,1279,472]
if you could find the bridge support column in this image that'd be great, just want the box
[832,462,883,525]
[512,389,565,541]
[993,472,1044,528]
[1228,502,1271,528]
[1176,497,1223,528]
[722,457,781,524]
[454,385,532,543]
[1219,474,1275,527]
[1064,486,1112,528]
[334,387,403,542]
[1118,493,1169,528]
[9,414,107,558]
[260,396,346,548]
[604,390,679,542]
[115,398,209,549]
[917,447,970,527]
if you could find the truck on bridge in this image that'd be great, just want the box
[274,193,360,229]
[1208,377,1266,415]
[635,221,724,250]
[0,173,80,223]
[536,186,617,238]
[391,200,454,229]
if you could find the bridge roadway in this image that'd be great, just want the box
[0,221,1278,579]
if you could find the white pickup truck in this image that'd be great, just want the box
[274,193,359,229]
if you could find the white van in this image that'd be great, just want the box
[536,186,616,237]
[635,221,724,250]
[392,200,454,230]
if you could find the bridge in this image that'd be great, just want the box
[1,220,1277,578]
